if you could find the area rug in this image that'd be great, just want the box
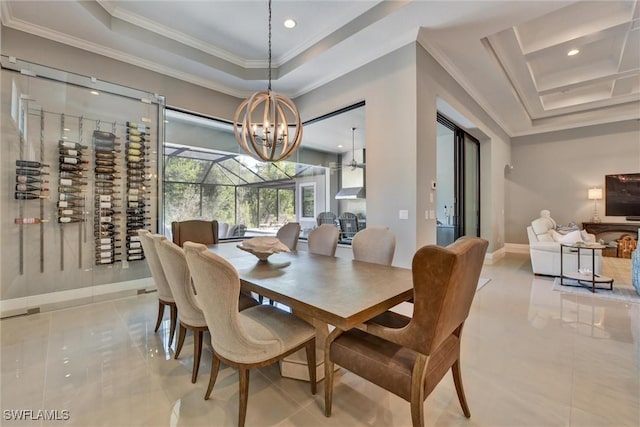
[552,277,640,304]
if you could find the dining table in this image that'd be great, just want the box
[207,242,414,380]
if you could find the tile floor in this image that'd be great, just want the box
[1,253,639,426]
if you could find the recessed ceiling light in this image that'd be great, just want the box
[337,145,343,148]
[283,18,296,29]
[567,49,580,56]
[90,90,100,96]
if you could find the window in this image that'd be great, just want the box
[300,183,315,219]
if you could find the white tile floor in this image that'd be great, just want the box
[1,253,639,426]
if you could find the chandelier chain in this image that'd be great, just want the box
[268,0,272,91]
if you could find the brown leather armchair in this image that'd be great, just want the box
[324,236,489,427]
[171,220,219,247]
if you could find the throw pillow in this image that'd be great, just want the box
[581,230,596,243]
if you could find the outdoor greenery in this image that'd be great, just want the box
[163,153,296,229]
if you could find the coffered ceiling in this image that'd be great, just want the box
[1,0,639,137]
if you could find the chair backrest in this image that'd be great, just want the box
[154,235,205,325]
[183,242,281,362]
[171,220,219,247]
[316,212,337,227]
[393,237,488,355]
[308,224,340,257]
[138,230,173,302]
[338,212,359,239]
[218,222,229,240]
[352,226,396,265]
[276,222,301,251]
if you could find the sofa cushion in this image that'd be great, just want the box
[531,217,554,236]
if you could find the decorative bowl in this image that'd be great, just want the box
[236,236,290,262]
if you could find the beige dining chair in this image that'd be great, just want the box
[276,222,301,251]
[352,226,396,265]
[138,230,177,345]
[171,220,219,247]
[183,242,317,427]
[308,224,340,256]
[155,235,259,383]
[324,237,489,427]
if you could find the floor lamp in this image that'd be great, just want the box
[588,188,602,223]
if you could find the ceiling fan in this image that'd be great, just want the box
[343,127,365,170]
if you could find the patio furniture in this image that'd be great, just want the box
[171,220,219,247]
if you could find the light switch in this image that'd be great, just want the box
[429,210,435,219]
[399,210,409,220]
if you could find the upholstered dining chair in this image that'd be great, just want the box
[155,235,259,383]
[138,230,177,345]
[171,220,219,247]
[217,222,229,240]
[183,242,317,427]
[324,236,489,427]
[338,212,359,240]
[308,224,340,257]
[276,222,301,251]
[352,226,396,265]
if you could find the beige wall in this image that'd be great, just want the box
[507,120,640,244]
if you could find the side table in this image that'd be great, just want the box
[560,243,613,293]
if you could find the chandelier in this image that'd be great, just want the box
[233,0,303,162]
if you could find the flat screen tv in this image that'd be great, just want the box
[605,173,640,218]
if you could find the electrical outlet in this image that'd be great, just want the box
[399,210,409,220]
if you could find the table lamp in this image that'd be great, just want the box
[588,187,603,223]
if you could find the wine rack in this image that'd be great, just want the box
[57,140,89,224]
[15,160,50,202]
[125,122,149,262]
[92,130,122,265]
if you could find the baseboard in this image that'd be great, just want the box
[505,243,530,254]
[484,247,506,264]
[0,277,155,318]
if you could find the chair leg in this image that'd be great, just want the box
[175,324,187,359]
[410,356,428,427]
[452,359,471,418]
[169,304,178,345]
[305,338,317,395]
[205,354,221,400]
[238,368,250,427]
[154,301,165,332]
[191,330,203,384]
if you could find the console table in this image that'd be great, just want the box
[582,222,638,239]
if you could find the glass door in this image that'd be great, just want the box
[436,113,480,245]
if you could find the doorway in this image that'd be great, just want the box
[436,113,480,246]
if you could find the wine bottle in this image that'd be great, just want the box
[96,152,119,160]
[96,237,121,245]
[95,166,118,174]
[14,218,49,224]
[94,230,119,238]
[126,241,142,249]
[127,168,146,176]
[96,259,115,265]
[127,135,144,143]
[95,146,122,154]
[60,163,87,172]
[127,148,143,156]
[96,159,118,167]
[57,200,84,209]
[59,171,85,179]
[59,209,84,216]
[96,251,122,258]
[96,188,114,195]
[59,140,89,150]
[127,155,147,163]
[58,186,86,194]
[127,255,145,261]
[126,142,148,150]
[16,184,49,192]
[126,209,149,216]
[95,222,116,230]
[17,175,49,184]
[15,192,49,200]
[127,183,147,191]
[96,194,119,202]
[126,128,143,136]
[60,156,89,165]
[127,176,149,182]
[98,216,113,223]
[98,244,122,251]
[59,193,84,201]
[96,174,120,181]
[59,148,81,157]
[95,181,115,188]
[127,202,145,208]
[127,162,145,170]
[127,222,150,229]
[59,178,86,187]
[127,215,150,222]
[58,216,83,223]
[16,168,49,176]
[127,235,141,242]
[16,160,49,169]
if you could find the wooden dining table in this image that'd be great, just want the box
[207,242,414,380]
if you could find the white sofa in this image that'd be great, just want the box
[527,211,602,276]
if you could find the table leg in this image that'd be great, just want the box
[279,310,335,381]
